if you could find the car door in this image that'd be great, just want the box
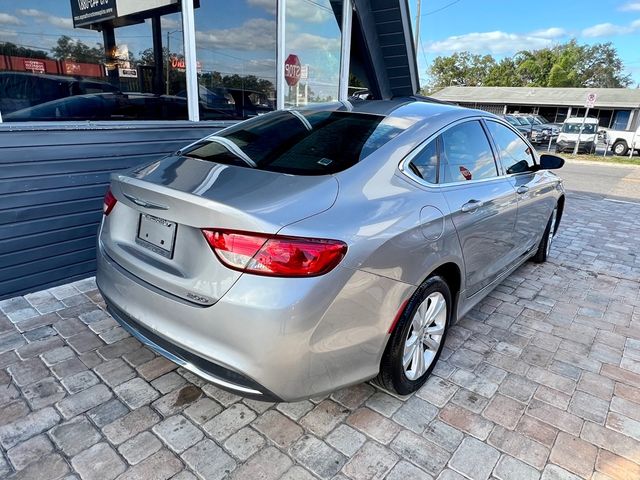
[438,120,519,297]
[484,119,553,256]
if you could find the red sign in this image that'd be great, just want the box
[171,56,186,70]
[24,59,45,73]
[459,166,472,181]
[284,54,301,87]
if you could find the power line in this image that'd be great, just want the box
[2,30,149,39]
[420,0,462,17]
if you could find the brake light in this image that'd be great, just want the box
[202,229,347,277]
[103,187,117,216]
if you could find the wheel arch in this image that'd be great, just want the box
[556,194,565,235]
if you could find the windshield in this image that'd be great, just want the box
[514,117,531,126]
[504,116,520,126]
[181,110,414,175]
[561,123,598,134]
[533,115,550,124]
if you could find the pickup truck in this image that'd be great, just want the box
[605,126,640,156]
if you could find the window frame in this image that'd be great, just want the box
[482,118,539,176]
[399,116,503,188]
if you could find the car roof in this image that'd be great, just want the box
[311,97,496,130]
[564,117,599,124]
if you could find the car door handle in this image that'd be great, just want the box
[516,186,529,195]
[461,200,484,212]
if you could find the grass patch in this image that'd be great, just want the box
[556,152,640,166]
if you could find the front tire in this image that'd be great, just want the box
[533,206,557,263]
[612,140,628,156]
[374,276,451,395]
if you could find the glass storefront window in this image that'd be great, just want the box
[0,0,350,123]
[0,2,188,121]
[193,1,277,120]
[284,0,342,107]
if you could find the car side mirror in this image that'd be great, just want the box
[539,153,564,170]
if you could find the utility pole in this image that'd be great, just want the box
[166,31,171,95]
[414,0,421,51]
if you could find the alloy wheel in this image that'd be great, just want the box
[402,292,447,380]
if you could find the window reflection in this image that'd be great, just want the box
[284,0,341,107]
[441,121,498,182]
[0,3,188,121]
[194,0,276,120]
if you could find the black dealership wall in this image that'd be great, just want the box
[0,122,225,300]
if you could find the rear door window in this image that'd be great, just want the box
[440,121,498,183]
[485,120,536,174]
[181,110,413,175]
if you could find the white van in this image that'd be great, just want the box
[555,117,599,154]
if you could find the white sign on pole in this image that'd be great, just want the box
[585,92,597,109]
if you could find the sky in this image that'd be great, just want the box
[410,0,640,87]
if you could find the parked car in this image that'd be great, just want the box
[0,72,119,115]
[96,99,565,401]
[500,114,532,139]
[176,86,274,119]
[3,92,246,122]
[511,114,559,145]
[604,125,640,156]
[555,117,599,154]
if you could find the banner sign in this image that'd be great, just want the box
[23,59,45,73]
[71,0,118,28]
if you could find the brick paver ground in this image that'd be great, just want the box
[1,191,640,480]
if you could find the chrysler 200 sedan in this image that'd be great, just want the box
[96,98,565,401]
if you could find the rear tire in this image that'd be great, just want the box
[533,205,558,263]
[374,276,451,395]
[613,140,628,156]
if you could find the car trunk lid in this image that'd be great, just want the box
[100,155,339,305]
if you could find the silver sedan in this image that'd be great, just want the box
[96,99,565,401]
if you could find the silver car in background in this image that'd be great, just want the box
[97,99,565,401]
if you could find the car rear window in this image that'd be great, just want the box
[180,110,411,175]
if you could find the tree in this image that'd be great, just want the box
[425,40,632,91]
[580,43,632,88]
[426,52,496,90]
[220,74,274,95]
[484,58,522,87]
[52,35,104,63]
[0,42,50,59]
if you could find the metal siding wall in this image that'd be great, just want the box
[0,123,224,300]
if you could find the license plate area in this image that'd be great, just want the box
[136,214,177,259]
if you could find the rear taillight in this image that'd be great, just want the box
[202,229,347,277]
[103,187,117,216]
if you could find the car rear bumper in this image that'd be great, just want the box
[96,241,413,401]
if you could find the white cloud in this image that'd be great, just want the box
[632,18,640,27]
[620,1,640,11]
[529,27,567,39]
[582,22,633,37]
[196,18,276,52]
[248,0,332,23]
[426,30,563,55]
[161,17,180,29]
[287,33,340,52]
[0,13,22,25]
[17,8,73,29]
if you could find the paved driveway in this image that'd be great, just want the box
[1,191,639,480]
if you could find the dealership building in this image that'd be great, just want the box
[0,0,418,299]
[431,86,640,131]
